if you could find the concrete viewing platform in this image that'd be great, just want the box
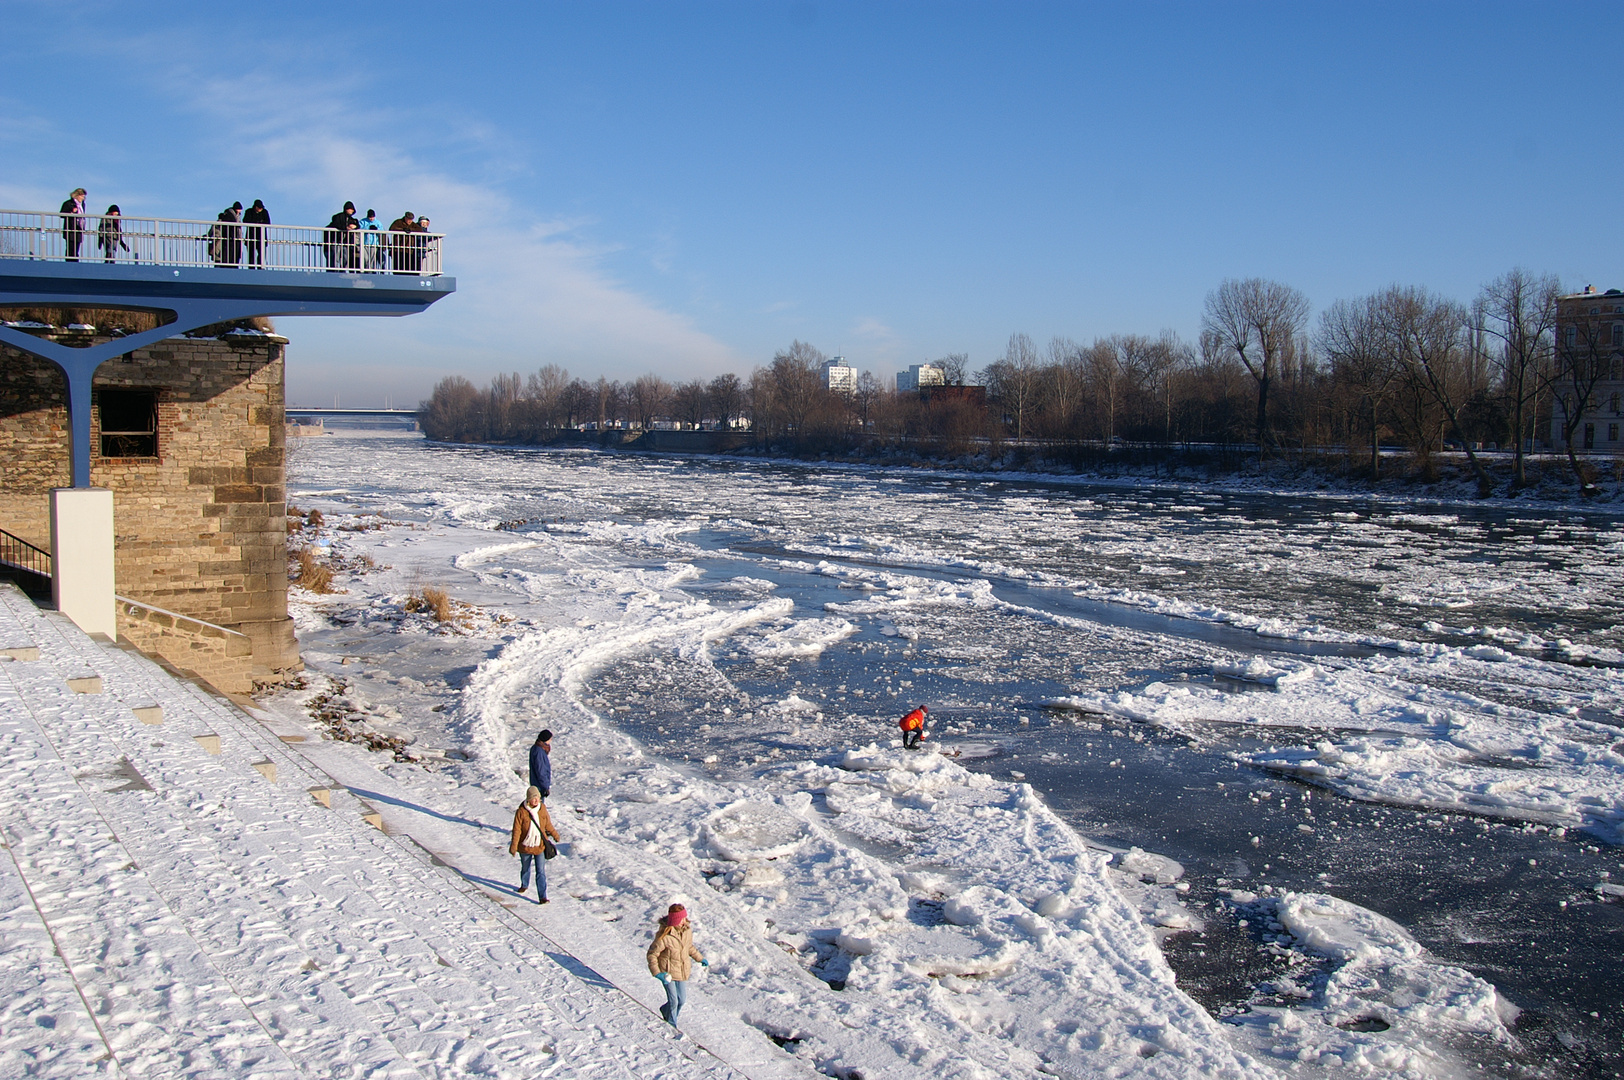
[0,209,456,425]
[0,206,455,685]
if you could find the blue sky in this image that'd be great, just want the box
[1,2,1611,406]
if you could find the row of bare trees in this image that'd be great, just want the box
[420,366,745,444]
[421,268,1611,493]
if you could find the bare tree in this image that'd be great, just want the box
[628,374,671,431]
[851,371,884,431]
[979,332,1041,438]
[526,363,569,429]
[707,373,742,429]
[774,340,827,436]
[420,375,483,441]
[671,379,707,429]
[1201,278,1311,452]
[1476,270,1559,488]
[487,372,524,441]
[562,378,595,428]
[1085,338,1129,443]
[935,352,970,386]
[1041,337,1085,438]
[1320,296,1398,480]
[1375,286,1494,493]
[592,377,615,429]
[1144,331,1193,444]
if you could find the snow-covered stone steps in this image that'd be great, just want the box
[0,755,122,1078]
[0,665,303,1078]
[0,586,739,1079]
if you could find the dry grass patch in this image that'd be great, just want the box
[405,585,454,622]
[293,547,336,593]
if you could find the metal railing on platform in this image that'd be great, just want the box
[0,528,51,580]
[0,210,443,276]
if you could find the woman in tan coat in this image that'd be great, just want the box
[508,786,559,903]
[646,902,707,1026]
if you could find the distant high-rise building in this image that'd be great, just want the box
[897,363,945,393]
[823,356,856,395]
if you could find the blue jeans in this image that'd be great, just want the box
[660,978,688,1025]
[517,852,546,900]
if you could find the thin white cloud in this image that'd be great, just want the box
[124,44,741,393]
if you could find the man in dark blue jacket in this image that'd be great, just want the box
[529,730,553,798]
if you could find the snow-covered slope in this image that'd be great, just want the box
[0,583,738,1080]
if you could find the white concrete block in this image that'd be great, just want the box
[50,488,116,638]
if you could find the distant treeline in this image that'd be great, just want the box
[421,270,1611,495]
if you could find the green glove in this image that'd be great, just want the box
[656,971,670,983]
[699,959,709,967]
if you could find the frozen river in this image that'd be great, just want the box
[287,433,1624,1077]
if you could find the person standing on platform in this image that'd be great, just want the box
[387,211,417,274]
[359,209,383,270]
[213,202,243,267]
[324,202,359,270]
[529,729,553,799]
[60,188,87,261]
[96,206,128,264]
[243,199,271,267]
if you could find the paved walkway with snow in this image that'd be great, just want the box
[0,583,742,1080]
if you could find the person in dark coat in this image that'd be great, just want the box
[96,205,128,264]
[323,201,359,270]
[508,786,559,903]
[387,211,418,274]
[528,730,553,798]
[242,199,271,267]
[647,903,707,1027]
[212,202,243,267]
[60,188,87,261]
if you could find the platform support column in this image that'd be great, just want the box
[50,487,116,638]
[64,361,94,488]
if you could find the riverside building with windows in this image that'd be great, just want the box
[1551,286,1624,451]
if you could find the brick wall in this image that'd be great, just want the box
[0,333,300,691]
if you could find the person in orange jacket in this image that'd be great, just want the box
[899,705,928,749]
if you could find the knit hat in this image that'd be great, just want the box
[525,786,541,801]
[537,729,552,743]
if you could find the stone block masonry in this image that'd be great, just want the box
[0,333,300,691]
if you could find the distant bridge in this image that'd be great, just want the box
[285,408,420,420]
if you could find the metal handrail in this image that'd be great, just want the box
[0,528,51,578]
[115,594,248,639]
[0,210,444,276]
